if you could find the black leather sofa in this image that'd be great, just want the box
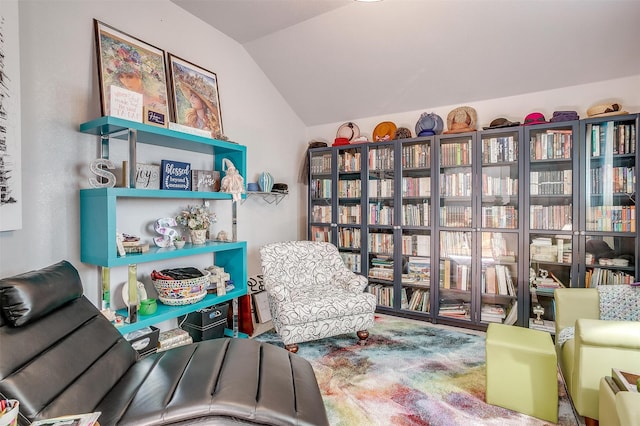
[0,261,329,425]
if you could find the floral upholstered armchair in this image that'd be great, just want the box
[260,241,376,353]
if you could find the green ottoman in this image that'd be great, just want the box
[486,323,558,423]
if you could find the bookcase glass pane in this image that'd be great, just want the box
[439,138,472,228]
[584,120,636,233]
[310,150,332,226]
[367,228,394,308]
[402,140,431,227]
[369,144,395,226]
[438,230,472,321]
[528,127,573,231]
[584,236,635,286]
[480,232,518,325]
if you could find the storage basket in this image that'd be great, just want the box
[152,270,210,299]
[159,291,207,306]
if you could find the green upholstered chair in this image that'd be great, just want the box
[555,287,640,422]
[485,323,558,423]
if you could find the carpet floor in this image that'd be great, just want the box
[254,315,581,426]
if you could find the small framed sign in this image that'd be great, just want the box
[160,160,191,191]
[144,107,167,128]
[192,170,220,192]
[110,85,143,122]
[135,163,160,189]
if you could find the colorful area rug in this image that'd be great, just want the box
[255,315,580,426]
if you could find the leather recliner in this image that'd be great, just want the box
[0,260,329,425]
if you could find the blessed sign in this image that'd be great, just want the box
[161,160,191,191]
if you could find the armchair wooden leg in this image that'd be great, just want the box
[584,417,598,426]
[357,330,369,345]
[285,344,299,353]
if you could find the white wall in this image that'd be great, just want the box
[0,0,306,305]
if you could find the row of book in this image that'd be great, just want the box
[310,178,331,198]
[338,179,361,198]
[440,140,473,167]
[440,231,472,257]
[482,174,518,197]
[402,202,431,227]
[529,170,572,195]
[368,233,394,254]
[529,129,573,161]
[585,205,636,233]
[483,264,516,296]
[311,205,331,223]
[404,288,430,312]
[481,206,518,229]
[368,178,394,197]
[338,151,361,172]
[481,136,518,164]
[310,154,332,174]
[530,237,572,264]
[310,226,331,243]
[439,171,472,197]
[586,268,635,287]
[402,143,431,169]
[439,206,473,228]
[588,122,636,157]
[402,176,431,197]
[367,284,393,307]
[589,166,635,195]
[368,203,394,225]
[401,235,431,257]
[338,227,361,250]
[529,204,572,230]
[338,204,361,224]
[440,259,470,291]
[369,146,394,171]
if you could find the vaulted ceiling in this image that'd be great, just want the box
[172,0,640,126]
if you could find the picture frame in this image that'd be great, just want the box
[94,20,169,119]
[167,53,223,137]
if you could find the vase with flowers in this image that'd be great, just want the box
[175,205,217,245]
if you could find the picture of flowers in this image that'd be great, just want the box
[94,20,169,118]
[168,54,223,137]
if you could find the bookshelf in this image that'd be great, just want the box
[307,113,639,333]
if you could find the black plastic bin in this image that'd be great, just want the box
[178,303,229,342]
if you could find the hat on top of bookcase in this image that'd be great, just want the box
[443,106,477,134]
[482,117,520,130]
[586,103,628,118]
[522,112,548,126]
[372,121,397,142]
[415,112,444,136]
[336,122,361,141]
[550,111,580,123]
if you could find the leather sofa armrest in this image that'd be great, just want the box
[576,318,640,349]
[554,288,600,336]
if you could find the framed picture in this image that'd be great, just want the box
[167,54,223,137]
[94,20,169,119]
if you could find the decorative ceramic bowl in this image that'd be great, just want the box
[174,240,186,249]
[258,172,274,192]
[139,298,158,316]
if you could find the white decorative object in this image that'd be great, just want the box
[110,85,143,122]
[89,158,117,188]
[135,163,160,189]
[153,217,178,247]
[168,122,211,138]
[220,158,244,202]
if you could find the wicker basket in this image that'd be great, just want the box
[152,270,210,300]
[159,291,207,306]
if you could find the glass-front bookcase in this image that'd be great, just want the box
[337,146,364,273]
[309,148,333,244]
[367,141,396,308]
[436,134,474,323]
[581,114,638,289]
[400,138,433,315]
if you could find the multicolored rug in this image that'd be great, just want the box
[255,315,580,426]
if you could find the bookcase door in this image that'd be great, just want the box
[337,146,364,273]
[525,121,578,333]
[366,141,396,309]
[580,114,638,287]
[308,148,334,244]
[478,127,522,326]
[400,137,433,316]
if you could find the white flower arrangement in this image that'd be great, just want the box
[175,205,217,230]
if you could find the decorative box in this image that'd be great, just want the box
[178,304,229,342]
[123,326,160,357]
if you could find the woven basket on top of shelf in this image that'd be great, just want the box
[153,270,210,306]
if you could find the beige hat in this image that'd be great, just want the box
[586,103,628,118]
[444,106,477,134]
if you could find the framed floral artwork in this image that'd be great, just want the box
[94,20,169,118]
[167,54,223,137]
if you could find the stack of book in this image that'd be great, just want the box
[481,304,506,323]
[157,328,193,352]
[369,257,394,281]
[122,239,150,254]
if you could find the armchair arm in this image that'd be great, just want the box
[554,288,600,336]
[576,318,640,349]
[332,269,368,292]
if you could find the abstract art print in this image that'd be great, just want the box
[168,54,223,137]
[94,20,169,119]
[0,2,22,231]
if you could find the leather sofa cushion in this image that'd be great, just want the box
[0,260,82,326]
